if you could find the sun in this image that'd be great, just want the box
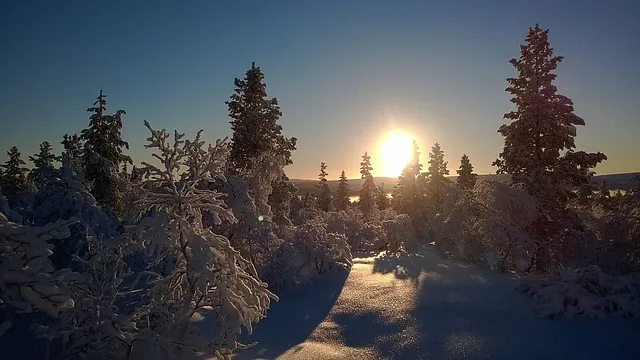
[378,130,414,177]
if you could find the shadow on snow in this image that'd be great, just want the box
[232,269,350,359]
[370,249,640,360]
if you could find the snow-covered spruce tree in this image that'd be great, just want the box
[0,146,29,198]
[422,142,451,213]
[316,162,331,211]
[226,62,297,173]
[29,151,119,269]
[0,205,78,338]
[133,120,277,358]
[456,154,477,191]
[61,133,83,166]
[492,24,607,271]
[80,90,132,217]
[61,133,83,157]
[376,183,390,211]
[226,62,297,223]
[393,140,423,216]
[359,151,377,218]
[268,174,298,226]
[334,170,350,211]
[29,141,59,171]
[28,141,60,183]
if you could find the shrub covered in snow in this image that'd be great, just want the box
[32,239,141,360]
[261,223,352,291]
[381,213,418,253]
[27,154,120,268]
[319,209,380,252]
[0,208,78,337]
[307,207,419,254]
[433,180,540,271]
[121,121,278,358]
[291,206,322,226]
[571,204,640,275]
[215,175,282,272]
[518,266,640,319]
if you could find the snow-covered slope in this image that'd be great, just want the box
[232,246,640,360]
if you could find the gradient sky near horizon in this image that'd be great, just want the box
[1,0,638,179]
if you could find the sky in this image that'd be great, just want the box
[1,0,638,179]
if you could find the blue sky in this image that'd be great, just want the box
[1,0,638,179]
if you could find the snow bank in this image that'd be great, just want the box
[234,246,640,360]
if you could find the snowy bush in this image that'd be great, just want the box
[316,207,418,254]
[32,239,143,360]
[354,222,384,253]
[518,266,640,319]
[0,210,78,337]
[433,180,540,271]
[268,174,298,227]
[0,191,22,223]
[237,151,287,222]
[261,223,352,291]
[291,206,322,226]
[573,205,640,275]
[27,153,120,268]
[127,121,277,359]
[214,175,282,272]
[381,213,418,253]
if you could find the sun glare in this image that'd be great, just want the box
[378,130,413,177]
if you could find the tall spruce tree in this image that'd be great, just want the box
[393,140,423,214]
[427,142,449,180]
[29,141,60,181]
[335,170,350,211]
[493,24,607,270]
[316,162,331,211]
[424,142,451,209]
[268,173,298,225]
[1,146,29,197]
[80,90,131,216]
[226,62,297,173]
[61,133,83,171]
[376,183,390,211]
[359,151,377,217]
[493,24,606,207]
[29,141,59,169]
[456,154,477,191]
[61,133,83,159]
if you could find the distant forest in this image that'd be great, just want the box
[292,172,640,196]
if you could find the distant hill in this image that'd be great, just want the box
[290,172,640,197]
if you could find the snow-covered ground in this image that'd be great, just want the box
[224,246,640,360]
